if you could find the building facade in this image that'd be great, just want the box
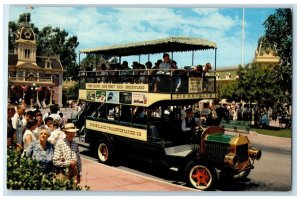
[208,37,280,108]
[8,25,64,107]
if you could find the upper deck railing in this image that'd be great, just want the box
[79,69,216,94]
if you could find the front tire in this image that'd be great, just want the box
[97,139,113,164]
[184,161,218,191]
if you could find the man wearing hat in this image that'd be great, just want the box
[53,123,82,184]
[181,108,197,139]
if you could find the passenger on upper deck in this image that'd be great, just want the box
[145,61,153,74]
[159,53,176,73]
[144,61,153,85]
[108,63,118,83]
[98,64,108,83]
[139,64,147,83]
[150,60,162,92]
[191,65,204,77]
[120,61,131,83]
[154,59,162,70]
[170,60,182,92]
[203,62,212,76]
[122,61,130,70]
[132,62,140,83]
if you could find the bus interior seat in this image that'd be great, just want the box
[149,125,160,138]
[148,125,173,147]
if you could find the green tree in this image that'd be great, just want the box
[80,54,97,71]
[263,8,292,106]
[80,54,108,71]
[235,64,281,108]
[8,21,18,51]
[219,81,240,102]
[8,13,80,80]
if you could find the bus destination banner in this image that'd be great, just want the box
[86,120,147,141]
[172,93,216,100]
[86,83,149,92]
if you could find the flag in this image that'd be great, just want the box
[26,6,34,10]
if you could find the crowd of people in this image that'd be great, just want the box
[198,101,292,129]
[85,53,212,92]
[7,102,82,185]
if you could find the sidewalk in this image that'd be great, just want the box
[78,157,195,192]
[225,130,291,153]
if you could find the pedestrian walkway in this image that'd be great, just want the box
[78,158,195,192]
[225,130,291,152]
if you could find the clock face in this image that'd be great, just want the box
[24,30,32,39]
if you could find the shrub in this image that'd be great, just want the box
[7,147,89,190]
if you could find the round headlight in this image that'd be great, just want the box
[249,148,262,160]
[224,153,239,168]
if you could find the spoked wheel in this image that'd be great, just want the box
[184,161,218,191]
[97,140,113,164]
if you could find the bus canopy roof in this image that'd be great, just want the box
[80,36,217,57]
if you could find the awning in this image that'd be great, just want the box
[80,36,217,56]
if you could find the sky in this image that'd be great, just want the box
[2,2,300,200]
[8,6,277,68]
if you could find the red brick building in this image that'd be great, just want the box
[8,25,64,107]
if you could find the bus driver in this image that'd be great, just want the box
[181,108,197,139]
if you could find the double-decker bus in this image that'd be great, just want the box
[78,37,261,191]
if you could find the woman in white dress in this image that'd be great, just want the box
[23,119,38,149]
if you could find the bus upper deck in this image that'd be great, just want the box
[78,36,217,106]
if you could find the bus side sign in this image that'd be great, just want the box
[86,119,147,141]
[86,83,149,92]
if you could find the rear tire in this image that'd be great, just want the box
[96,139,113,164]
[184,161,218,191]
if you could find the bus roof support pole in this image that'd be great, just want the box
[214,48,217,72]
[78,52,81,70]
[192,51,194,66]
[139,55,141,63]
[171,52,173,60]
[214,48,217,100]
[148,54,150,62]
[119,56,122,63]
[95,53,98,69]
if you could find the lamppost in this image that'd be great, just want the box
[31,83,37,107]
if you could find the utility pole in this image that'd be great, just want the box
[242,8,245,68]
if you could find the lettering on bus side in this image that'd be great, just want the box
[86,120,147,141]
[172,93,216,99]
[86,83,148,92]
